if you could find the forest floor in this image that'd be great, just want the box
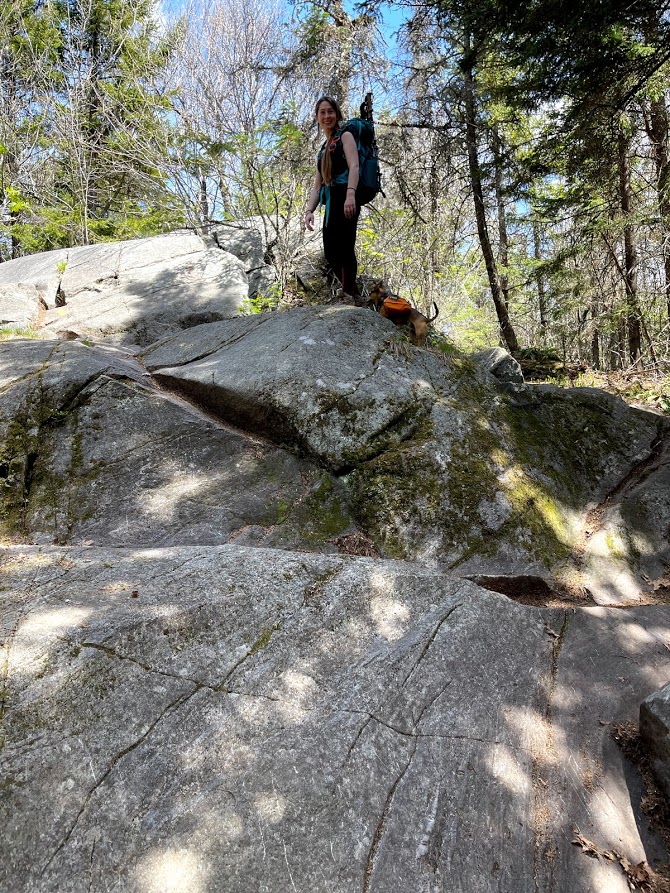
[554,369,670,417]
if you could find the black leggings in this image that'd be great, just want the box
[323,185,360,295]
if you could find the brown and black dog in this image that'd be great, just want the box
[367,281,439,346]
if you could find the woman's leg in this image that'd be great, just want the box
[323,188,360,296]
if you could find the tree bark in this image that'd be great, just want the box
[617,124,642,366]
[492,125,511,309]
[532,216,547,334]
[462,38,519,354]
[645,92,670,322]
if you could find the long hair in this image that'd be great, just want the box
[315,95,343,185]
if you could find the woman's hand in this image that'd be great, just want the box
[344,192,357,219]
[305,210,315,231]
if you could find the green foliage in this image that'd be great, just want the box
[0,326,41,340]
[0,0,182,257]
[239,283,281,315]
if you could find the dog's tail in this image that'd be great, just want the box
[429,302,439,322]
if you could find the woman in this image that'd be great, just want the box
[304,96,363,303]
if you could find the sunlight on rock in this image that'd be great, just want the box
[136,848,206,893]
[321,618,370,658]
[277,669,319,724]
[254,791,287,823]
[20,606,90,637]
[551,682,583,710]
[617,621,657,652]
[504,705,554,760]
[1,550,62,569]
[219,741,256,775]
[630,528,654,557]
[233,695,275,728]
[588,785,642,856]
[369,570,395,594]
[144,467,214,520]
[370,596,410,642]
[583,557,642,604]
[590,530,629,559]
[485,745,530,797]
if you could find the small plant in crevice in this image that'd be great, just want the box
[238,283,281,315]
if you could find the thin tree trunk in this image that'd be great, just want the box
[532,217,547,334]
[617,125,642,366]
[198,168,209,232]
[492,125,511,309]
[462,37,519,354]
[590,321,600,369]
[645,93,670,322]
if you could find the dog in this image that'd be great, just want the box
[367,281,439,346]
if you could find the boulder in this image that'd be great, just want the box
[0,544,667,893]
[474,346,524,384]
[144,307,434,473]
[0,340,358,550]
[293,222,328,296]
[214,214,328,298]
[211,223,276,298]
[142,307,667,591]
[0,232,249,346]
[0,247,70,328]
[2,235,670,893]
[640,683,670,803]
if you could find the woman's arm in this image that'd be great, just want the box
[341,132,360,219]
[304,170,323,231]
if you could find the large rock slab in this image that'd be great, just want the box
[0,233,249,346]
[144,307,435,472]
[211,223,276,298]
[0,247,70,328]
[142,308,668,592]
[0,340,357,550]
[640,682,670,804]
[0,544,668,892]
[212,216,328,298]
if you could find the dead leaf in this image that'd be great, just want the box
[624,860,651,884]
[572,829,600,859]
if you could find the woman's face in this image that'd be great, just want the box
[316,101,337,133]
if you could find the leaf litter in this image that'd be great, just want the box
[572,828,653,890]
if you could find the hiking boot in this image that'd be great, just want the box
[334,288,358,305]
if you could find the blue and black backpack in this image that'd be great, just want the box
[336,93,384,205]
[320,93,383,206]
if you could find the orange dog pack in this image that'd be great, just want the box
[381,295,413,322]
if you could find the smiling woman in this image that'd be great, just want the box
[304,96,363,304]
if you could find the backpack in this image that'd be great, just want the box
[379,295,413,322]
[333,93,384,205]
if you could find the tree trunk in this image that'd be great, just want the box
[199,168,210,232]
[462,39,519,354]
[590,322,600,369]
[532,216,547,334]
[645,92,670,322]
[492,125,511,309]
[617,124,642,366]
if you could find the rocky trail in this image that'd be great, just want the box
[1,230,669,892]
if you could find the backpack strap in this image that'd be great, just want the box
[319,130,350,223]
